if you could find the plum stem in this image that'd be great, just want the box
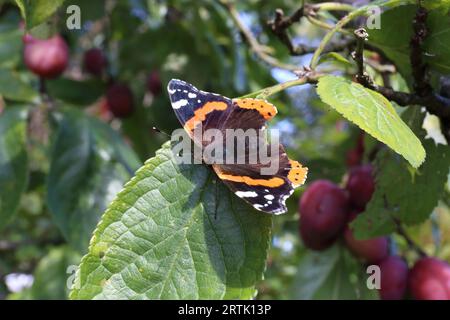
[38,77,55,109]
[395,222,427,258]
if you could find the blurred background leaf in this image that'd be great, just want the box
[0,107,28,229]
[15,0,66,29]
[46,108,140,252]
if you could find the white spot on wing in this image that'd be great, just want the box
[264,194,275,200]
[272,207,287,215]
[235,191,258,198]
[188,92,197,98]
[172,99,188,109]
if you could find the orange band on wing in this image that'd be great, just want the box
[216,172,285,187]
[184,101,228,131]
[233,98,277,120]
[287,160,308,187]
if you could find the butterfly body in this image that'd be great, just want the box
[167,79,307,214]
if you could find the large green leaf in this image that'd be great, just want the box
[352,109,450,238]
[15,0,67,29]
[291,245,378,300]
[70,142,272,300]
[47,109,141,252]
[0,69,38,103]
[0,107,29,229]
[317,75,425,168]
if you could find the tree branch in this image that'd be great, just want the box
[352,28,370,84]
[306,15,354,36]
[371,85,450,116]
[410,5,433,97]
[224,2,300,71]
[348,15,450,139]
[240,69,322,99]
[232,1,450,139]
[268,4,355,56]
[268,7,311,56]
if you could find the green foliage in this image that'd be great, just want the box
[47,109,140,252]
[0,28,22,68]
[317,75,425,168]
[46,79,106,106]
[291,245,378,300]
[424,10,450,74]
[352,110,450,238]
[15,0,66,29]
[1,0,450,301]
[422,0,450,12]
[70,142,272,299]
[368,5,450,80]
[10,246,81,300]
[0,107,28,229]
[317,52,354,70]
[0,69,38,102]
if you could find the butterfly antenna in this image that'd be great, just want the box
[152,126,171,138]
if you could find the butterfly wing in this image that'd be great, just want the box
[212,145,307,214]
[167,79,233,145]
[213,97,307,214]
[167,79,308,215]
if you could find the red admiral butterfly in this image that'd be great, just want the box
[168,79,308,214]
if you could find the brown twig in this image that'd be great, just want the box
[405,4,450,139]
[370,85,450,114]
[410,5,432,97]
[352,28,371,85]
[38,76,56,109]
[268,5,355,56]
[270,6,307,30]
[224,2,300,71]
[268,7,309,55]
